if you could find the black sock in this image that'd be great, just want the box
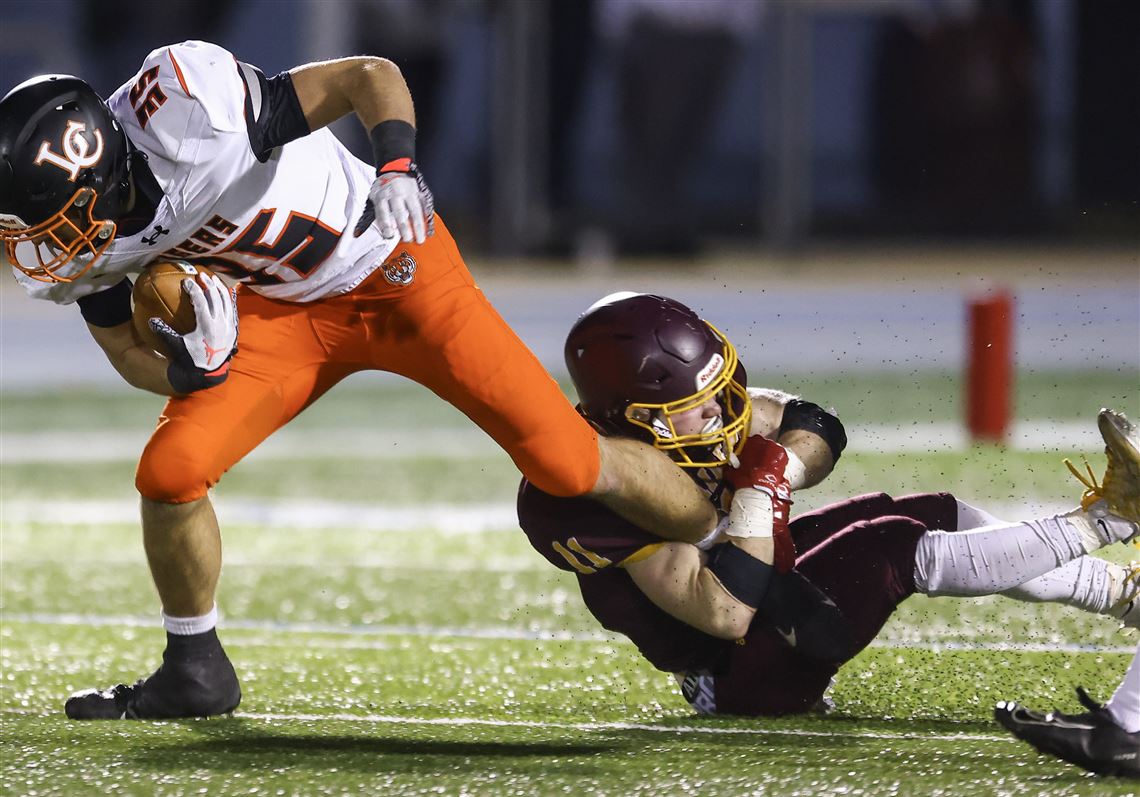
[163,627,223,661]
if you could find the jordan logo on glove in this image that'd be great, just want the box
[203,341,227,366]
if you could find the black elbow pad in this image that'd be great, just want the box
[778,399,847,462]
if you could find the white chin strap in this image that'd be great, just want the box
[701,417,724,434]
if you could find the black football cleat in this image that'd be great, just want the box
[995,687,1140,778]
[65,647,241,720]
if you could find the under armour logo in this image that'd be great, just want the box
[35,121,104,182]
[141,225,169,246]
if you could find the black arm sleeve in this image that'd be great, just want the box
[76,277,133,328]
[705,543,774,609]
[236,62,311,162]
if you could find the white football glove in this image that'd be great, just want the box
[150,274,238,394]
[353,163,435,244]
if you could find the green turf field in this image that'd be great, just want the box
[2,370,1138,795]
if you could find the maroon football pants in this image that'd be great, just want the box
[711,492,959,716]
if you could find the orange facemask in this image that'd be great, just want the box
[0,187,117,282]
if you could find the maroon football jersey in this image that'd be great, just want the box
[516,479,734,674]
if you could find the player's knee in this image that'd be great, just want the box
[135,434,214,504]
[864,515,928,545]
[514,427,601,498]
[893,492,959,531]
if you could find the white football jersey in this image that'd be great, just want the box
[14,40,395,305]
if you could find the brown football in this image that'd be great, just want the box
[132,261,214,354]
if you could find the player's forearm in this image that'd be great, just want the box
[290,57,415,134]
[87,322,177,396]
[776,429,834,489]
[689,567,759,639]
[625,543,758,639]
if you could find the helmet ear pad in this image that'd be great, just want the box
[565,293,751,468]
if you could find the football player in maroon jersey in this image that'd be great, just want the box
[518,292,1140,716]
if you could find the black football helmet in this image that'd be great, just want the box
[0,74,130,282]
[565,292,751,468]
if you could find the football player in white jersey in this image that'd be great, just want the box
[0,40,726,720]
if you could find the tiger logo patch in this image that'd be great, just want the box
[382,251,417,286]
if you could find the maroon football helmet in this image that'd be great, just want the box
[564,292,751,468]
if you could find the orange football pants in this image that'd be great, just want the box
[135,217,600,504]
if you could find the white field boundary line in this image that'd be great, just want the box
[5,612,1136,655]
[0,420,1103,464]
[171,711,1033,745]
[0,705,1018,743]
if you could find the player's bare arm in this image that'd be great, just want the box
[622,434,806,641]
[616,433,850,652]
[86,320,178,396]
[291,57,432,245]
[624,537,773,640]
[85,270,238,397]
[289,57,415,133]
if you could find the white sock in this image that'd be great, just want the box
[1000,556,1126,615]
[162,604,218,636]
[1067,501,1139,551]
[1105,643,1140,733]
[955,499,1006,530]
[914,515,1090,597]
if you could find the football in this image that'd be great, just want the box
[132,261,213,354]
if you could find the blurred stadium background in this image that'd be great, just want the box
[1,0,1136,397]
[2,2,1139,794]
[3,0,1139,255]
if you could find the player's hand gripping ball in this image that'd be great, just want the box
[132,261,239,394]
[131,261,210,353]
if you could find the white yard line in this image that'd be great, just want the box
[1,497,1071,533]
[2,498,520,533]
[0,420,1103,464]
[6,611,1135,655]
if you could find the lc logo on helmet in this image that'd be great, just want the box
[34,121,105,182]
